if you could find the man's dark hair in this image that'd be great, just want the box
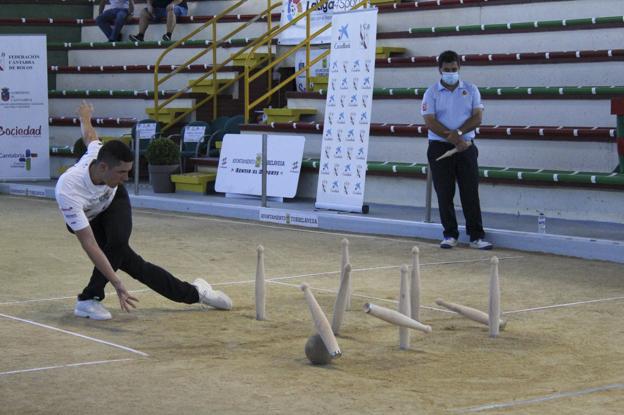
[438,50,460,69]
[96,140,133,166]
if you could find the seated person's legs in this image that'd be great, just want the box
[96,8,119,41]
[111,8,130,42]
[163,5,188,41]
[129,6,166,41]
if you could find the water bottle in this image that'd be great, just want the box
[538,212,546,234]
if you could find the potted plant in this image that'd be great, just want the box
[145,137,180,193]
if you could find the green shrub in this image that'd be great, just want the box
[146,137,180,165]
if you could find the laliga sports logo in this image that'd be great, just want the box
[285,0,304,21]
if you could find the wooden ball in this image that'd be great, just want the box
[305,334,332,365]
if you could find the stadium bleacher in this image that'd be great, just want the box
[1,0,623,223]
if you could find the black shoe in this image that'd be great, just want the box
[129,34,143,42]
[162,33,171,42]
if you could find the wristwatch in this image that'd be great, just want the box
[456,129,464,136]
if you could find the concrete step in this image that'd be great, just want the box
[49,97,195,119]
[50,126,130,147]
[55,70,239,91]
[376,26,623,56]
[80,19,271,43]
[376,61,624,88]
[240,123,618,172]
[378,0,624,31]
[65,44,271,66]
[293,169,624,222]
[285,94,616,126]
[91,0,270,18]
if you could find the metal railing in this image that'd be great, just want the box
[152,0,282,132]
[243,0,369,123]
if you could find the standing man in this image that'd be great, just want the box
[421,50,492,250]
[129,0,188,42]
[96,0,135,42]
[55,101,232,320]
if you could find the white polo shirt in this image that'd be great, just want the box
[55,141,117,231]
[420,80,484,142]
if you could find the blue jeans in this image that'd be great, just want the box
[96,8,129,41]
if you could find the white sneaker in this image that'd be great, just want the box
[192,278,232,310]
[74,299,112,320]
[470,239,493,250]
[440,237,458,249]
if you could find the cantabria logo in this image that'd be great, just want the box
[19,148,38,171]
[0,125,42,137]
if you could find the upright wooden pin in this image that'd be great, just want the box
[340,238,351,310]
[331,263,352,335]
[399,265,411,350]
[255,245,266,320]
[410,246,421,322]
[301,283,342,358]
[488,256,501,338]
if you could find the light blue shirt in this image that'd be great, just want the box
[107,0,129,9]
[420,80,484,142]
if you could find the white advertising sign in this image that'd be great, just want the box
[215,134,305,198]
[295,48,329,92]
[259,208,319,228]
[136,122,157,139]
[315,9,377,212]
[183,125,206,142]
[0,35,50,180]
[278,0,358,45]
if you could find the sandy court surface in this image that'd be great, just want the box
[1,194,623,414]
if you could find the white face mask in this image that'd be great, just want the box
[441,71,460,85]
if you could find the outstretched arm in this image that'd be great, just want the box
[78,100,99,147]
[75,226,139,312]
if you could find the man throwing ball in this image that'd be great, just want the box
[55,101,232,320]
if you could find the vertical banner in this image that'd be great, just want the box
[278,1,355,45]
[315,8,377,213]
[0,35,49,180]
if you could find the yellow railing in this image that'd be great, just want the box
[244,0,370,123]
[152,0,282,132]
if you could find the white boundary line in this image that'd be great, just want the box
[3,256,621,317]
[454,382,624,413]
[0,358,134,377]
[0,288,151,306]
[268,279,453,313]
[0,312,149,357]
[214,256,524,287]
[503,296,624,314]
[0,257,522,306]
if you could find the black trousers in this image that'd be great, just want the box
[72,185,199,304]
[427,140,485,241]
